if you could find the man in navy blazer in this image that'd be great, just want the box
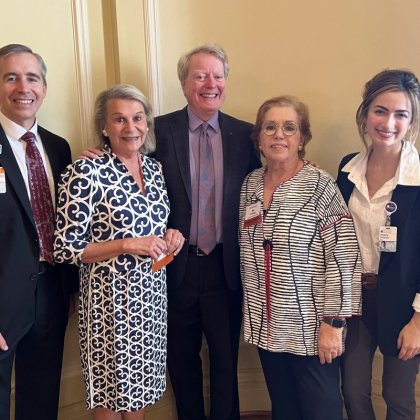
[154,44,261,420]
[0,44,78,420]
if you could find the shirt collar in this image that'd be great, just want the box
[0,111,39,142]
[187,107,220,133]
[342,140,420,187]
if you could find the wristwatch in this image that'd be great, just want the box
[322,317,346,328]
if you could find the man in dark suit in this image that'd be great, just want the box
[0,44,78,420]
[154,44,261,420]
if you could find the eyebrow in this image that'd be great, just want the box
[3,71,42,80]
[374,105,410,114]
[110,111,145,116]
[264,119,298,124]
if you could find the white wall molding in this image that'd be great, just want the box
[143,0,162,116]
[71,0,94,148]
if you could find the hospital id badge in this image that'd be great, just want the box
[379,226,397,253]
[243,202,262,228]
[0,167,5,193]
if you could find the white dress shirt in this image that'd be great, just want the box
[0,111,55,204]
[342,140,420,311]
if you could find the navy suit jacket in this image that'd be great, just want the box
[154,108,261,290]
[337,153,420,356]
[0,124,78,358]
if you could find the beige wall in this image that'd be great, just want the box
[1,0,82,154]
[2,0,420,418]
[156,0,420,175]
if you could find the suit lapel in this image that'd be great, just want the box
[171,109,192,203]
[219,113,233,202]
[379,185,419,272]
[38,126,60,197]
[0,125,35,228]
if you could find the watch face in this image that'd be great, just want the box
[332,319,345,328]
[323,317,346,328]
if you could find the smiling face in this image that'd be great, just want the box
[0,52,47,130]
[181,52,226,121]
[365,91,412,152]
[259,105,303,166]
[104,99,148,159]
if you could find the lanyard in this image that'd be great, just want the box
[263,238,272,321]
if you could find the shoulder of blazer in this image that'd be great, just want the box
[155,107,188,126]
[218,111,253,131]
[38,126,71,154]
[336,152,359,204]
[338,152,358,171]
[38,125,72,182]
[38,125,70,148]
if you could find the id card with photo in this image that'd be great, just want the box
[379,226,397,253]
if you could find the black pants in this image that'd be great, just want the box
[0,265,67,420]
[258,348,343,420]
[167,245,242,420]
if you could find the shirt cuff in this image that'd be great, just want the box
[412,293,420,312]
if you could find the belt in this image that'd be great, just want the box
[188,245,208,256]
[39,261,53,273]
[361,273,378,290]
[30,261,53,281]
[188,244,222,257]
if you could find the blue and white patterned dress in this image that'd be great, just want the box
[54,147,169,412]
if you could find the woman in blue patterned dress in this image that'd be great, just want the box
[54,85,185,420]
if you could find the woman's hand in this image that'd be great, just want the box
[397,312,420,360]
[318,322,343,364]
[164,229,185,256]
[126,235,168,261]
[82,235,168,263]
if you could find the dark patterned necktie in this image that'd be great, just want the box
[21,132,55,265]
[197,122,216,254]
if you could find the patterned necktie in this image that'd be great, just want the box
[21,132,55,265]
[197,122,216,254]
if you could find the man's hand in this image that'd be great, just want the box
[163,229,185,256]
[0,332,8,352]
[77,147,103,160]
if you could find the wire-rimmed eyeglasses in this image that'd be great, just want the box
[262,121,298,137]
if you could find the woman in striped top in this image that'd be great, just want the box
[239,96,361,420]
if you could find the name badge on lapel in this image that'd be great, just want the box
[0,167,5,193]
[243,202,262,228]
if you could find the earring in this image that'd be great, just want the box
[298,145,303,151]
[102,129,108,137]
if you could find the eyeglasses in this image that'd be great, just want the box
[262,121,298,137]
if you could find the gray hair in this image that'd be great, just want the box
[0,43,47,85]
[94,84,156,155]
[177,44,229,82]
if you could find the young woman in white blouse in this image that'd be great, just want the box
[337,69,420,420]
